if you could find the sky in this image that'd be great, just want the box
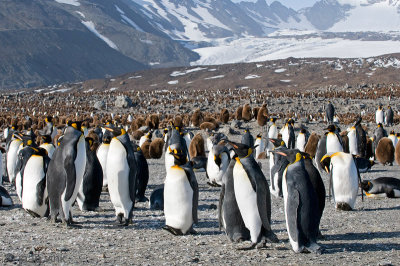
[231,0,318,11]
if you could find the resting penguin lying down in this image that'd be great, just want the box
[360,177,400,198]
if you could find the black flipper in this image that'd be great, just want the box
[184,167,199,224]
[286,187,300,243]
[218,183,225,231]
[36,176,47,206]
[64,153,77,202]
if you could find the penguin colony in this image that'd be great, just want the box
[1,96,400,257]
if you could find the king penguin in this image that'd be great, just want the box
[227,141,278,249]
[266,117,278,154]
[219,152,250,243]
[6,132,23,184]
[76,137,103,212]
[376,104,384,125]
[15,134,50,217]
[207,143,230,187]
[325,101,335,124]
[385,105,394,126]
[276,149,323,254]
[105,126,138,225]
[320,152,361,211]
[97,129,113,188]
[315,124,343,174]
[47,121,87,225]
[296,126,309,152]
[268,138,288,198]
[163,147,198,235]
[254,133,265,159]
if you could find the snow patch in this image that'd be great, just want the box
[205,75,225,80]
[81,21,118,50]
[170,67,207,77]
[55,0,80,6]
[280,80,291,83]
[168,80,179,85]
[245,74,261,79]
[274,68,286,73]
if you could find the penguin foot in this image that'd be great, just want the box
[336,202,352,211]
[115,214,124,225]
[123,218,132,226]
[236,243,257,251]
[306,244,324,255]
[162,225,184,236]
[267,233,279,243]
[256,242,267,250]
[136,196,149,203]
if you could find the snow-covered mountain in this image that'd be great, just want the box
[129,0,400,41]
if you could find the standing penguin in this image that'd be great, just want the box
[105,126,138,225]
[254,133,265,159]
[280,120,290,148]
[315,125,343,173]
[296,126,309,152]
[276,149,323,254]
[219,154,250,243]
[268,138,288,198]
[227,141,278,249]
[207,143,230,187]
[76,137,103,212]
[347,126,358,156]
[6,132,23,184]
[163,147,198,235]
[132,143,150,203]
[139,131,152,148]
[47,121,86,225]
[320,152,361,211]
[385,105,394,126]
[354,117,367,158]
[15,135,50,217]
[376,104,384,125]
[97,130,112,188]
[325,101,335,124]
[373,123,387,152]
[287,119,296,149]
[388,130,397,149]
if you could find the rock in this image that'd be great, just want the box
[114,95,133,108]
[4,254,14,262]
[94,100,106,110]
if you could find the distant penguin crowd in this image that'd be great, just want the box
[1,99,400,256]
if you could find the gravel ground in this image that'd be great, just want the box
[1,122,400,265]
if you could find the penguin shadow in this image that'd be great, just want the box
[193,219,222,236]
[361,205,400,212]
[321,231,400,253]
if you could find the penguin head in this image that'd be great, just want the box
[104,126,126,137]
[168,145,187,166]
[320,154,336,174]
[300,128,306,134]
[377,123,383,128]
[325,124,337,133]
[390,130,395,135]
[269,138,286,148]
[256,133,262,139]
[45,116,53,124]
[15,133,37,148]
[359,180,372,192]
[41,135,52,144]
[102,131,112,144]
[67,120,83,132]
[270,117,276,123]
[224,141,253,159]
[272,148,302,164]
